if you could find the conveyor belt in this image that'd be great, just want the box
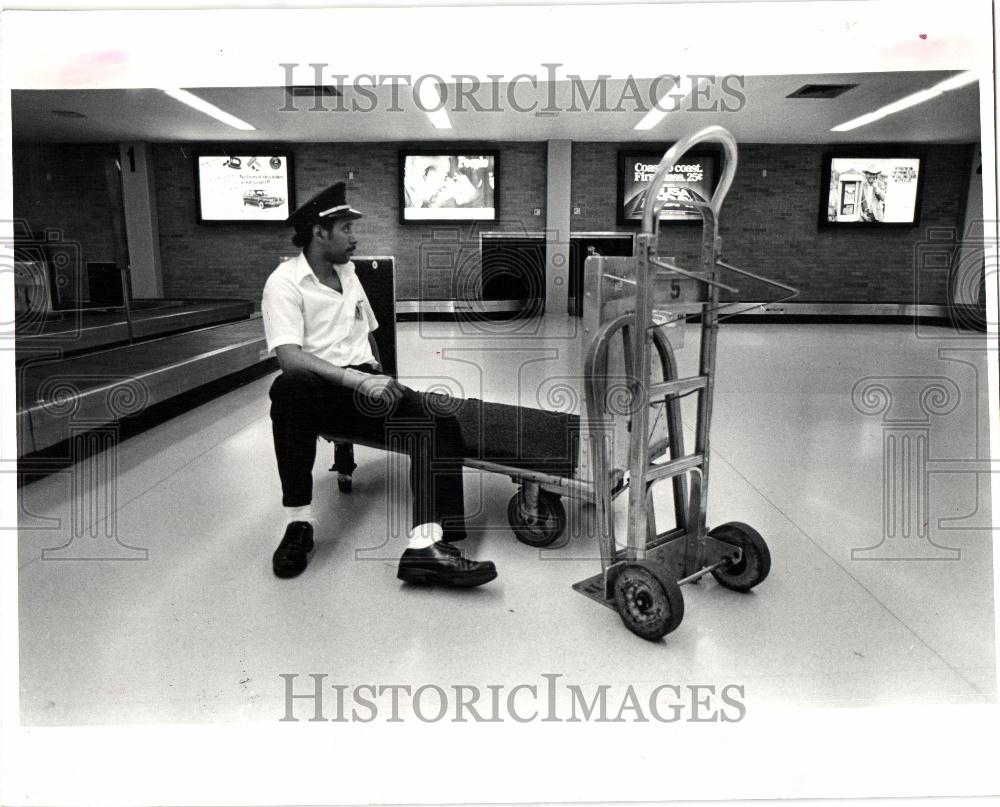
[15,299,255,360]
[17,318,268,456]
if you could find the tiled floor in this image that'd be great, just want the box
[16,318,996,725]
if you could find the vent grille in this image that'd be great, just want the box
[50,109,86,118]
[787,84,857,99]
[286,85,342,98]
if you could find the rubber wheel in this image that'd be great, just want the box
[612,560,684,641]
[507,489,567,547]
[258,201,266,209]
[709,521,771,592]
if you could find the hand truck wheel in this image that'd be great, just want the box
[708,521,771,591]
[507,488,567,547]
[612,560,684,641]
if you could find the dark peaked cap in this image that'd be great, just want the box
[287,181,363,228]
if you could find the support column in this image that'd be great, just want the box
[118,142,163,298]
[545,140,571,317]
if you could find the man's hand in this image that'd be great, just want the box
[358,374,405,406]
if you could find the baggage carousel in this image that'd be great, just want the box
[15,298,256,360]
[15,299,269,457]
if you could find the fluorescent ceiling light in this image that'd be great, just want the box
[162,88,256,131]
[417,80,451,129]
[634,76,701,131]
[934,71,979,92]
[831,71,977,132]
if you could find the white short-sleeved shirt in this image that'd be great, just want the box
[262,252,379,367]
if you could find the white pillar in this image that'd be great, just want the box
[118,142,163,298]
[545,140,572,316]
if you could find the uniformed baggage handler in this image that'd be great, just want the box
[262,182,497,587]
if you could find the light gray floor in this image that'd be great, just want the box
[16,319,996,725]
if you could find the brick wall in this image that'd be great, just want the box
[12,143,122,304]
[153,144,295,302]
[15,139,971,309]
[153,142,547,304]
[571,142,973,303]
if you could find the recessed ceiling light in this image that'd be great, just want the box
[831,71,977,132]
[634,76,703,131]
[162,88,256,131]
[416,80,451,129]
[934,72,979,92]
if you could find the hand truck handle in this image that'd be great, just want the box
[716,259,800,298]
[650,256,741,294]
[641,125,738,235]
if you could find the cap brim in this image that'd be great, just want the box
[286,208,364,227]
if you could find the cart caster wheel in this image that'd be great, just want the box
[612,561,684,641]
[709,521,771,592]
[507,489,567,547]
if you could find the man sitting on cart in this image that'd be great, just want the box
[262,181,497,588]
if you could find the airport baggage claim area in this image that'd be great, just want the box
[2,5,999,804]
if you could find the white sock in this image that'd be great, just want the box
[406,522,443,550]
[284,505,316,526]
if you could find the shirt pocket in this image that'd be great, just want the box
[307,292,351,342]
[346,292,370,341]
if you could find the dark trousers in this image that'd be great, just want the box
[269,367,467,539]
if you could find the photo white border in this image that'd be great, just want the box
[1,2,997,805]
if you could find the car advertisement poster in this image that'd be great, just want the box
[197,155,291,221]
[620,152,715,222]
[826,156,921,223]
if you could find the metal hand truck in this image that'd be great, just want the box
[573,126,797,641]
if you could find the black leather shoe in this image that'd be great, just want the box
[397,541,497,587]
[272,521,314,578]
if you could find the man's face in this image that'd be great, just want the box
[316,218,357,264]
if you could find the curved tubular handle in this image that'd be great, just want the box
[641,125,738,234]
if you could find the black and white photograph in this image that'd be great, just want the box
[1,1,998,805]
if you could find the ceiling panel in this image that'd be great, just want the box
[10,72,982,145]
